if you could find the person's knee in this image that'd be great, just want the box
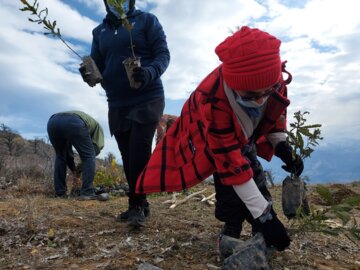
[78,146,96,160]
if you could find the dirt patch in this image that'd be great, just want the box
[0,183,359,270]
[330,184,358,204]
[310,182,360,206]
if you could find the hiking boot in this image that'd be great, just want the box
[127,206,146,227]
[116,205,150,223]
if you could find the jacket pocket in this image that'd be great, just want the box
[174,133,195,167]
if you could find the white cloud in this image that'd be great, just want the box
[1,0,110,156]
[75,0,105,15]
[148,0,360,144]
[1,0,360,162]
[149,0,266,99]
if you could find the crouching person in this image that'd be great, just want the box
[47,111,104,200]
[135,26,297,252]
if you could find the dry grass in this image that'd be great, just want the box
[0,182,359,270]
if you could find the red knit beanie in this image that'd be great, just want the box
[215,26,281,91]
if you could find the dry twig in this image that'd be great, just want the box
[168,188,207,209]
[201,192,216,205]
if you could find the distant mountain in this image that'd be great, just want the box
[262,142,360,184]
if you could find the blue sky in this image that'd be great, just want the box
[1,0,360,183]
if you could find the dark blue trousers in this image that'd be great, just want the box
[47,113,96,196]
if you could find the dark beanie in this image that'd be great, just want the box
[215,26,281,91]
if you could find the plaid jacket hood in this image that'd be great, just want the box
[136,66,290,194]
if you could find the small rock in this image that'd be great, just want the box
[111,189,126,196]
[207,263,221,270]
[153,257,164,264]
[98,193,110,201]
[137,262,163,270]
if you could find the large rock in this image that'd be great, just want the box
[221,233,272,270]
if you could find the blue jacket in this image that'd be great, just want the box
[91,5,170,108]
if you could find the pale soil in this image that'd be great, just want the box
[0,182,359,270]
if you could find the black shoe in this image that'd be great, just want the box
[116,205,150,223]
[127,206,146,227]
[116,209,130,222]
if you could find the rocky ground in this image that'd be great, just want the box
[0,181,359,270]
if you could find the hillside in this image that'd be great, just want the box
[1,123,360,269]
[1,181,359,270]
[0,123,115,192]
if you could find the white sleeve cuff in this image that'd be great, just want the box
[233,178,269,219]
[266,132,287,149]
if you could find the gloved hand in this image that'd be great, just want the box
[79,65,94,87]
[256,205,291,251]
[79,56,103,87]
[275,141,304,177]
[71,175,82,189]
[132,67,151,88]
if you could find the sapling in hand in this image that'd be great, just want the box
[19,0,103,87]
[282,110,323,219]
[286,110,323,164]
[106,0,142,88]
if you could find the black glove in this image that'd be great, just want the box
[79,56,103,87]
[256,206,291,251]
[275,141,304,177]
[132,67,151,88]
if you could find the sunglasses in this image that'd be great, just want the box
[240,82,282,101]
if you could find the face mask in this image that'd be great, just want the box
[108,1,130,18]
[122,0,130,14]
[236,95,269,108]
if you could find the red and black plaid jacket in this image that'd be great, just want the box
[136,65,290,194]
